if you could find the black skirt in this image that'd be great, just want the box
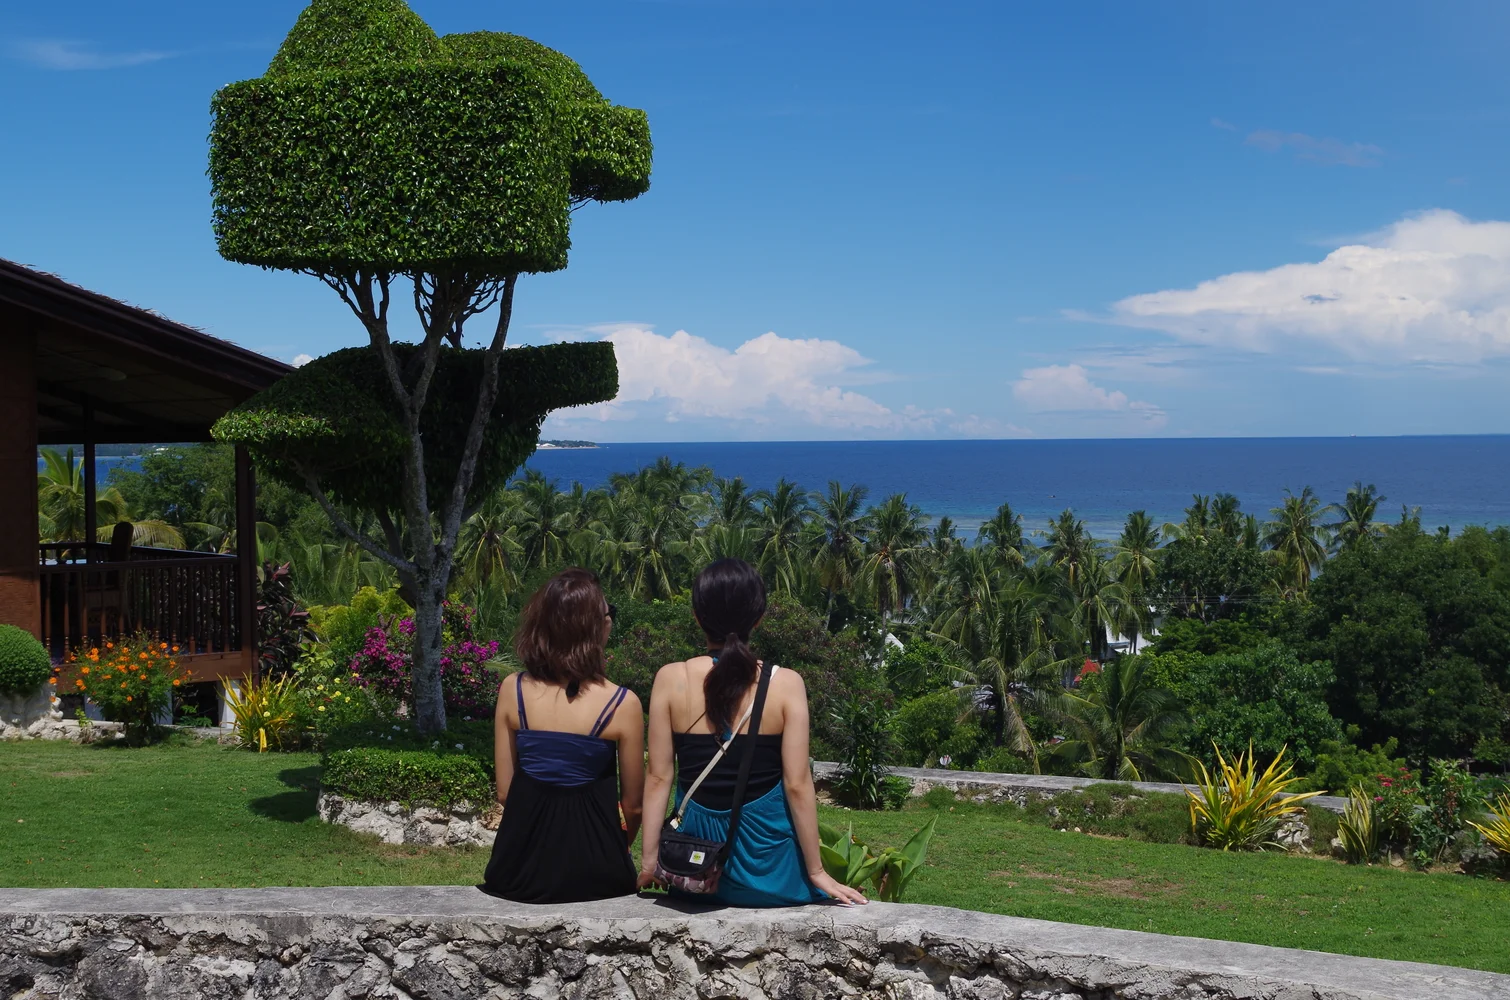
[478,767,636,904]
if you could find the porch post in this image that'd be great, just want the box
[234,445,259,681]
[82,400,96,558]
[0,322,40,635]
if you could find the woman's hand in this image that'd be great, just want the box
[636,868,665,891]
[809,869,868,906]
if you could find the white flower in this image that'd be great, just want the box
[454,743,464,751]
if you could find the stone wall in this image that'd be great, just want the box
[3,887,1505,1000]
[317,791,498,848]
[812,762,1349,814]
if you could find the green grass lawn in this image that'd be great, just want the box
[3,739,1507,974]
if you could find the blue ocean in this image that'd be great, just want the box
[524,436,1510,538]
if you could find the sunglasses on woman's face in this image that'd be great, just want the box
[606,603,617,621]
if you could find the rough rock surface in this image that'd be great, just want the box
[317,791,498,847]
[3,887,1507,1000]
[0,714,124,743]
[812,763,1349,815]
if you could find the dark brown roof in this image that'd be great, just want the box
[0,257,292,444]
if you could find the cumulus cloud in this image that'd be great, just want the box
[1110,210,1510,364]
[1244,129,1383,167]
[1011,364,1166,427]
[543,325,952,438]
[291,353,314,367]
[9,39,174,70]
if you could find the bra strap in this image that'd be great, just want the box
[515,674,529,731]
[589,685,629,738]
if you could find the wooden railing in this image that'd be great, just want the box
[37,543,243,660]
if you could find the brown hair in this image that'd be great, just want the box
[692,558,768,735]
[513,568,609,699]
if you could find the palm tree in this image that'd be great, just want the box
[697,476,759,563]
[1112,510,1160,654]
[510,470,572,569]
[1052,656,1187,780]
[37,448,184,548]
[1211,493,1243,540]
[456,490,523,590]
[753,479,810,596]
[1044,509,1093,588]
[858,493,928,616]
[1163,494,1211,542]
[1069,552,1128,663]
[1326,481,1386,552]
[1264,486,1329,597]
[810,481,870,624]
[929,548,1069,768]
[977,502,1025,566]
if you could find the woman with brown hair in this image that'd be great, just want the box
[639,558,867,906]
[479,568,643,903]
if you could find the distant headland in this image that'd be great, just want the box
[536,440,598,450]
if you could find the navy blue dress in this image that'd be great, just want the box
[479,680,636,903]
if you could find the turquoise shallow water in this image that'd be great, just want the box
[524,436,1510,538]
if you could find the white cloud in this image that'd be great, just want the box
[543,325,953,438]
[1011,364,1166,427]
[1244,129,1383,167]
[1110,210,1510,364]
[9,39,174,70]
[291,353,314,367]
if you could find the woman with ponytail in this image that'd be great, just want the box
[639,559,867,906]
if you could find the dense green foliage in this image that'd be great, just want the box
[322,746,493,808]
[211,1,650,271]
[213,343,618,510]
[0,625,52,695]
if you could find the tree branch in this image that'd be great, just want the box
[298,471,416,576]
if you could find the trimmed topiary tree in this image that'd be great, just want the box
[209,0,650,733]
[0,624,52,697]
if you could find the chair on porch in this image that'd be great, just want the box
[83,522,135,639]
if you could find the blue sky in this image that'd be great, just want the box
[4,1,1510,441]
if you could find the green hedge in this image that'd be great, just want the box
[212,341,618,509]
[0,625,51,696]
[323,746,493,809]
[209,1,651,272]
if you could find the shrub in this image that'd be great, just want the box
[309,586,411,673]
[292,643,378,740]
[349,600,501,721]
[323,747,493,809]
[1023,784,1192,845]
[69,635,186,744]
[0,625,51,696]
[884,639,959,700]
[830,692,896,810]
[1292,735,1406,793]
[975,746,1032,775]
[1411,758,1485,864]
[1186,744,1322,851]
[1337,787,1381,864]
[226,673,302,752]
[818,816,938,902]
[892,690,961,767]
[257,561,315,678]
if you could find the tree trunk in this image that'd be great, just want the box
[410,577,447,733]
[992,688,1006,747]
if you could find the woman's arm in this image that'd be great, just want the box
[493,674,519,805]
[611,690,646,846]
[779,672,868,905]
[637,664,680,885]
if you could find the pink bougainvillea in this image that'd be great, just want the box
[349,601,499,721]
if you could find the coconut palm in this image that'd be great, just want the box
[1163,494,1211,543]
[977,502,1025,566]
[1326,481,1386,552]
[1211,492,1243,540]
[929,548,1069,767]
[1044,509,1093,588]
[754,479,811,596]
[858,492,929,616]
[697,476,759,563]
[1264,486,1329,597]
[1051,656,1187,780]
[456,490,524,590]
[810,481,871,623]
[1112,510,1160,654]
[1069,552,1128,663]
[510,470,573,569]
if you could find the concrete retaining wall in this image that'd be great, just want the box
[812,762,1350,814]
[2,887,1505,999]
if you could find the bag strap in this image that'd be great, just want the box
[670,664,779,829]
[721,663,775,858]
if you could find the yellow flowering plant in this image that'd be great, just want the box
[67,634,186,745]
[290,641,376,742]
[225,673,302,752]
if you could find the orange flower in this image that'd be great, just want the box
[139,652,148,660]
[105,642,114,649]
[81,667,90,675]
[48,677,57,685]
[120,682,128,689]
[138,674,146,681]
[171,646,179,653]
[172,679,181,687]
[74,679,85,689]
[126,695,133,702]
[160,642,168,650]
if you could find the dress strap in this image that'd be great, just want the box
[515,674,529,731]
[589,685,629,738]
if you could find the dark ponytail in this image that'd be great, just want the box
[692,559,768,735]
